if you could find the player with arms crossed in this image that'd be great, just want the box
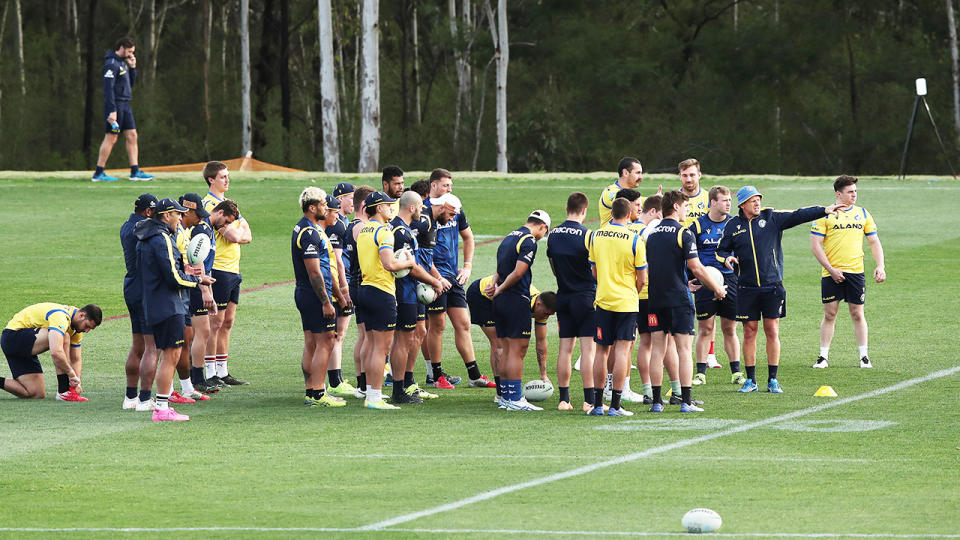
[325,183,358,397]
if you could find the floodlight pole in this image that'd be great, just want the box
[898,78,959,180]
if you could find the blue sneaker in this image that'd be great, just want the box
[680,402,704,413]
[648,402,664,413]
[606,407,634,417]
[738,378,759,393]
[384,373,394,387]
[767,379,784,393]
[129,170,154,181]
[587,406,605,416]
[92,171,118,182]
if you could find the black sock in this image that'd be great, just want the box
[494,376,502,395]
[358,372,366,390]
[746,365,756,381]
[190,366,204,385]
[653,385,662,404]
[392,381,406,399]
[95,166,104,175]
[559,386,570,403]
[610,390,622,410]
[696,362,707,375]
[584,387,594,404]
[768,365,778,381]
[730,361,741,373]
[57,374,70,393]
[131,164,140,174]
[138,389,152,402]
[328,369,343,387]
[404,371,415,388]
[593,388,604,408]
[681,386,692,405]
[431,362,444,380]
[464,361,482,380]
[306,388,314,399]
[125,386,137,399]
[0,377,6,389]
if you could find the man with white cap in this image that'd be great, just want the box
[716,186,846,394]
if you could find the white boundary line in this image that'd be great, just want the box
[360,366,960,530]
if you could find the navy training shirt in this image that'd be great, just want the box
[546,219,596,296]
[495,225,537,298]
[645,218,698,309]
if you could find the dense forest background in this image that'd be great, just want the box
[1,0,958,175]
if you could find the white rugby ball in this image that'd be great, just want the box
[416,282,437,305]
[642,218,660,241]
[187,234,211,265]
[681,508,722,533]
[703,266,724,290]
[392,248,413,278]
[523,380,554,402]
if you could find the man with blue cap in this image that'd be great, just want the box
[716,186,846,394]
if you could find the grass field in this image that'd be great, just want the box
[1,171,959,539]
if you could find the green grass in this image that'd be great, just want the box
[1,171,959,538]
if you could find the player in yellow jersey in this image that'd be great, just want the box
[678,158,711,227]
[2,303,101,400]
[201,161,252,387]
[356,191,414,409]
[811,175,885,369]
[598,157,643,226]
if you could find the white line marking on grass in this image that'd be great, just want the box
[359,366,960,531]
[291,453,909,463]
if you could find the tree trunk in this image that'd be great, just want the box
[221,1,229,98]
[461,0,472,115]
[82,0,99,165]
[948,0,960,147]
[280,0,291,163]
[318,0,341,171]
[241,0,252,155]
[412,0,421,124]
[450,0,463,167]
[69,0,82,70]
[494,0,508,172]
[254,0,277,153]
[202,0,212,158]
[357,0,380,173]
[14,0,25,95]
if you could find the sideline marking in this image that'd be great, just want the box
[360,366,960,530]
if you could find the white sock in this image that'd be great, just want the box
[858,346,868,358]
[155,398,169,410]
[605,373,613,391]
[180,378,194,394]
[366,386,381,403]
[423,357,431,375]
[623,376,631,392]
[204,358,216,378]
[819,347,830,360]
[216,360,228,377]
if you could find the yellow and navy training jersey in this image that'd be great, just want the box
[175,224,193,259]
[588,222,646,312]
[598,180,645,227]
[478,275,547,324]
[315,223,338,284]
[495,225,538,298]
[6,303,83,347]
[358,220,396,295]
[202,191,244,274]
[682,187,710,227]
[626,221,651,300]
[811,205,877,276]
[689,214,733,274]
[291,217,335,300]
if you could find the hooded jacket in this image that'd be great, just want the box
[135,218,198,326]
[103,50,136,113]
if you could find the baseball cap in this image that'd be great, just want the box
[157,197,188,213]
[333,182,355,197]
[364,191,397,208]
[179,193,210,218]
[528,209,551,228]
[736,186,763,206]
[325,194,341,210]
[134,193,158,212]
[431,193,462,213]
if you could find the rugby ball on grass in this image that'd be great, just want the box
[392,248,413,278]
[187,234,211,265]
[681,508,722,533]
[523,380,554,402]
[416,282,437,305]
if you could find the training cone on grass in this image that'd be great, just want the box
[814,385,838,397]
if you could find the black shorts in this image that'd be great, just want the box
[637,299,659,334]
[184,314,192,328]
[349,284,365,325]
[556,292,595,339]
[649,304,696,336]
[125,297,152,335]
[417,303,427,321]
[211,270,242,308]
[695,273,738,321]
[466,280,495,327]
[335,297,354,317]
[358,285,397,332]
[821,272,865,305]
[152,314,186,350]
[105,101,136,133]
[1,328,43,378]
[594,308,637,346]
[427,278,468,314]
[295,286,336,334]
[737,284,787,321]
[189,287,209,317]
[397,303,419,332]
[493,293,532,339]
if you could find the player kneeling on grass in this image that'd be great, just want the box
[137,198,215,421]
[1,303,101,401]
[488,210,552,411]
[469,274,555,407]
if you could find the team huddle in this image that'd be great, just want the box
[0,158,885,420]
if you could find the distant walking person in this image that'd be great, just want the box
[92,37,154,182]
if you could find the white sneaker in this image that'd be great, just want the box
[860,356,873,368]
[609,407,635,416]
[135,398,156,411]
[573,355,581,371]
[122,396,139,410]
[505,398,543,411]
[813,356,829,369]
[621,388,645,403]
[354,387,366,399]
[603,388,613,402]
[706,354,722,369]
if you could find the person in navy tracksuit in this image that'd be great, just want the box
[93,37,154,182]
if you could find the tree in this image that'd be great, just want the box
[318,0,341,171]
[487,0,508,172]
[358,0,380,173]
[948,0,960,147]
[241,0,252,156]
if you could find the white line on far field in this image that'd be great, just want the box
[359,365,960,531]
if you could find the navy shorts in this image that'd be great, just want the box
[295,286,336,333]
[397,303,419,332]
[466,280,495,327]
[737,284,787,321]
[152,314,186,350]
[594,308,637,346]
[695,273,738,321]
[556,292,594,339]
[1,328,43,378]
[184,314,192,328]
[637,299,659,334]
[335,297,354,317]
[649,303,696,336]
[427,278,468,314]
[189,287,209,317]
[821,272,865,305]
[105,101,136,133]
[211,270,242,308]
[493,293,532,339]
[349,284,365,325]
[125,297,153,335]
[417,303,427,321]
[358,285,397,332]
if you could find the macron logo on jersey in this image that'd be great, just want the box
[304,244,318,254]
[105,69,115,78]
[551,226,584,236]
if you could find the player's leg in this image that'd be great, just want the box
[389,306,419,404]
[480,326,500,398]
[302,330,317,395]
[449,306,489,385]
[818,300,839,366]
[124,129,139,167]
[96,133,119,168]
[740,320,759,391]
[309,330,337,402]
[364,329,395,406]
[647,330,669,409]
[719,317,743,383]
[328,312,352,394]
[1,327,48,398]
[125,333,145,400]
[635,333,652,399]
[607,339,633,414]
[849,302,869,364]
[425,311,447,382]
[502,336,533,409]
[663,335,680,400]
[190,314,217,394]
[556,337,574,404]
[206,307,225,385]
[673,333,700,411]
[138,333,158,405]
[762,316,782,391]
[171,324,194,402]
[694,316,715,385]
[578,336,597,410]
[154,346,189,420]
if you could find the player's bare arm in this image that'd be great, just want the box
[810,234,845,283]
[867,234,886,283]
[457,226,475,285]
[492,263,529,298]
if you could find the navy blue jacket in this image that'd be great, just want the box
[716,206,826,288]
[135,218,199,326]
[121,213,148,302]
[103,50,136,113]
